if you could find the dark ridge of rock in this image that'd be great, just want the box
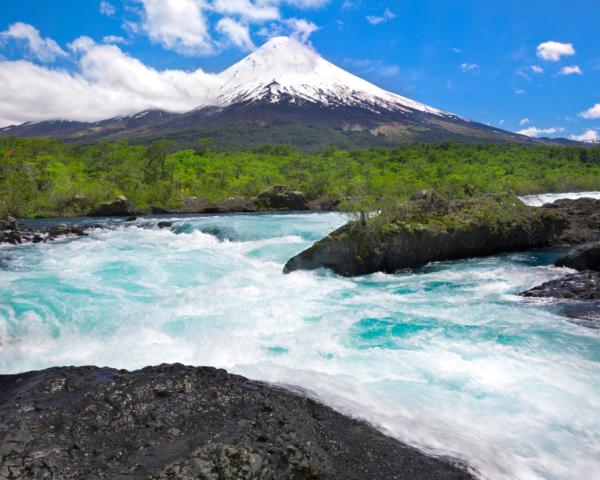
[520,271,600,300]
[543,198,600,244]
[0,364,475,480]
[256,185,310,211]
[88,195,136,217]
[284,195,567,276]
[554,241,600,271]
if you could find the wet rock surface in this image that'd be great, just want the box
[0,364,474,480]
[520,271,600,300]
[554,241,600,271]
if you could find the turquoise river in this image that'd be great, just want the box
[1,200,599,480]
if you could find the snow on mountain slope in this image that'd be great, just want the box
[215,37,453,117]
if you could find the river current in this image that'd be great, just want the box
[1,194,599,480]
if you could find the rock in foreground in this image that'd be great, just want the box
[0,364,474,480]
[285,195,567,276]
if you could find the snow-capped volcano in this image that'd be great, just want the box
[1,36,542,147]
[214,36,450,116]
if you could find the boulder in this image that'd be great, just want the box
[256,185,309,211]
[48,223,86,239]
[555,241,600,271]
[0,364,474,480]
[88,195,135,217]
[285,195,568,276]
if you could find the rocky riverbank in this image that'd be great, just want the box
[285,194,579,276]
[0,364,475,480]
[0,216,93,245]
[86,186,335,218]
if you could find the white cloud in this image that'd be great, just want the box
[212,0,279,22]
[580,103,600,119]
[103,35,127,44]
[366,8,395,25]
[100,1,116,16]
[514,88,526,95]
[216,18,255,50]
[531,65,544,74]
[536,41,575,62]
[284,18,318,42]
[460,62,479,73]
[0,38,221,127]
[570,129,599,142]
[140,0,214,55]
[0,22,67,62]
[517,126,565,137]
[519,118,531,126]
[134,0,328,55]
[256,17,318,42]
[559,65,583,76]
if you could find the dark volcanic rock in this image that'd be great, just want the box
[47,223,86,239]
[555,241,600,271]
[256,185,310,211]
[0,364,474,480]
[285,196,567,276]
[520,271,600,300]
[0,216,21,244]
[88,195,136,217]
[543,198,600,244]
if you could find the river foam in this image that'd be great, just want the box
[1,212,599,480]
[519,191,600,207]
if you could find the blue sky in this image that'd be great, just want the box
[1,0,599,140]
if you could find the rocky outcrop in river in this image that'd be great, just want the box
[521,271,600,300]
[0,364,474,480]
[285,194,568,276]
[555,241,600,271]
[521,241,600,303]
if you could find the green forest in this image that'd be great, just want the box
[2,136,600,218]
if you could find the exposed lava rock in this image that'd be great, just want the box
[0,364,475,480]
[520,271,600,300]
